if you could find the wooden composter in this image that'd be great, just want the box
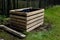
[10,8,44,32]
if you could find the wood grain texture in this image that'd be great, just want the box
[10,7,32,12]
[10,9,44,17]
[27,22,43,32]
[27,9,44,16]
[10,12,26,16]
[27,19,44,29]
[10,8,44,32]
[27,13,44,20]
[10,18,26,23]
[27,16,44,24]
[10,15,26,20]
[0,25,26,38]
[10,15,44,25]
[10,12,44,21]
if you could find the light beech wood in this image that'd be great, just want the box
[27,9,44,16]
[27,19,44,29]
[10,8,44,32]
[27,16,44,24]
[27,13,44,20]
[10,15,26,20]
[0,25,26,38]
[27,22,43,32]
[10,12,44,21]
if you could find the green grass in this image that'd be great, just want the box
[25,6,60,40]
[0,6,60,40]
[0,15,10,25]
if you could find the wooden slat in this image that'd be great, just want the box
[10,18,44,29]
[27,9,44,16]
[27,16,44,24]
[10,15,44,24]
[10,9,44,32]
[0,25,26,38]
[10,21,26,26]
[27,22,43,32]
[10,12,44,21]
[10,18,26,23]
[27,19,44,29]
[10,7,32,16]
[10,9,44,17]
[10,7,32,12]
[10,12,26,16]
[10,15,26,20]
[14,7,32,11]
[27,13,44,20]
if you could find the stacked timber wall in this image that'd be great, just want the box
[10,8,44,32]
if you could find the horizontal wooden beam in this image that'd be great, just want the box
[27,22,43,32]
[0,25,26,38]
[27,19,44,29]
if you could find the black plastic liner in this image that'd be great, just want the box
[19,9,39,12]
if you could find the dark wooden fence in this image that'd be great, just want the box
[0,0,60,16]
